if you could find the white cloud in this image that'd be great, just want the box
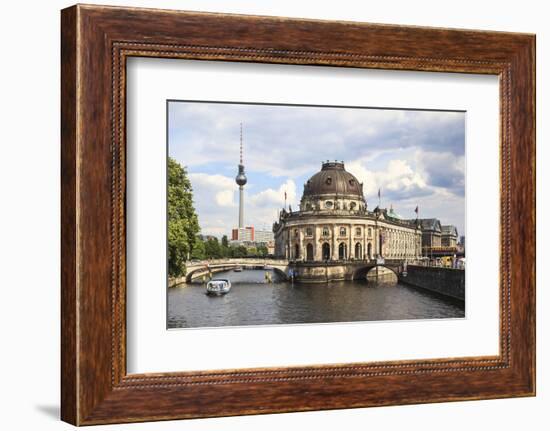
[249,179,297,208]
[188,173,236,209]
[347,158,427,202]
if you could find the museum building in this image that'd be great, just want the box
[273,161,423,262]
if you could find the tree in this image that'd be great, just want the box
[257,244,269,257]
[232,245,248,258]
[220,235,230,258]
[167,157,200,277]
[205,237,223,259]
[190,237,206,260]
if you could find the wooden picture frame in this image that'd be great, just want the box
[61,4,535,425]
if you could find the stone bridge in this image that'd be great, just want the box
[177,258,410,285]
[290,259,408,283]
[184,258,291,283]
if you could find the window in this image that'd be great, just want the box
[322,227,330,237]
[340,227,347,236]
[355,227,361,236]
[350,201,357,210]
[368,227,372,237]
[306,243,314,261]
[294,229,299,238]
[338,242,347,260]
[325,177,332,185]
[306,227,313,236]
[325,200,333,208]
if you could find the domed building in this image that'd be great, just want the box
[273,161,423,281]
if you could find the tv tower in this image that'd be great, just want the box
[235,123,247,229]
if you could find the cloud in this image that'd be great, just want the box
[346,158,429,204]
[249,179,297,208]
[188,173,236,209]
[416,151,465,196]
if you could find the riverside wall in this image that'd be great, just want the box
[399,265,465,301]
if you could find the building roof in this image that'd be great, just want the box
[441,225,458,236]
[418,218,442,232]
[302,161,364,200]
[387,206,403,220]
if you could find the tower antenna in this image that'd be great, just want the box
[239,122,243,164]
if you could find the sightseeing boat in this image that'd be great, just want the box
[205,279,232,295]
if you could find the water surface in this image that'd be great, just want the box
[167,269,464,329]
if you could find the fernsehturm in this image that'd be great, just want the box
[235,123,247,229]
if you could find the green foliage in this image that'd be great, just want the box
[256,244,269,256]
[204,237,223,259]
[190,237,206,260]
[231,245,248,258]
[167,157,200,277]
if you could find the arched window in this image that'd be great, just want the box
[338,242,347,260]
[322,226,330,237]
[355,242,362,259]
[306,243,314,261]
[340,227,347,237]
[294,243,300,259]
[367,243,372,259]
[322,243,331,260]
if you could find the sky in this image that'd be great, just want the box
[168,101,465,238]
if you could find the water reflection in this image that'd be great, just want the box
[167,269,464,329]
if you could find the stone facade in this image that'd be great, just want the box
[273,161,422,262]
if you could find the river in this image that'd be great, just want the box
[167,269,465,329]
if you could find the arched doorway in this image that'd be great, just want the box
[355,242,362,259]
[294,243,300,259]
[322,242,331,260]
[306,243,314,261]
[338,242,347,260]
[367,242,372,260]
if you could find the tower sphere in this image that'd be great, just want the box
[235,164,247,186]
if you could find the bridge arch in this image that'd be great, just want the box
[352,264,400,281]
[184,259,290,283]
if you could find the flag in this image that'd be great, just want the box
[414,206,419,214]
[284,191,287,200]
[378,188,381,199]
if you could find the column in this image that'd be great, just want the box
[315,226,322,261]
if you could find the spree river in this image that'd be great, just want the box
[168,269,464,329]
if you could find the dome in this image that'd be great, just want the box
[302,161,364,199]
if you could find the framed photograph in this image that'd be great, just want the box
[61,4,535,425]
